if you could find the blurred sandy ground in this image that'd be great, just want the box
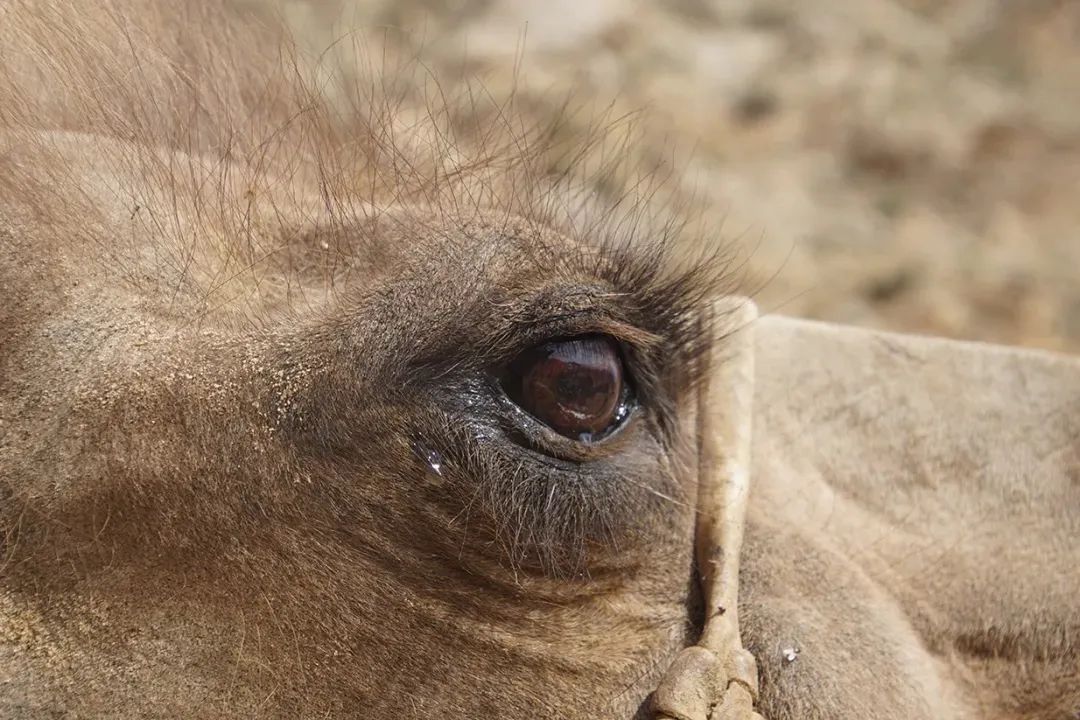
[258,0,1079,352]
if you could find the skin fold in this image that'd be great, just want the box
[1,1,1077,718]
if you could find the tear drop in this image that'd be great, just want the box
[411,440,444,477]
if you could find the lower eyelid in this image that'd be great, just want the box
[491,388,642,462]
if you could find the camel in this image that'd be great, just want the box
[1,1,1077,718]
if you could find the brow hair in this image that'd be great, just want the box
[0,0,742,326]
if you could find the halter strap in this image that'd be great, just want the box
[651,297,763,720]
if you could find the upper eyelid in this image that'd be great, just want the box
[403,287,666,381]
[475,321,660,398]
[497,286,665,353]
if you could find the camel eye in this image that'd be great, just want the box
[502,335,633,442]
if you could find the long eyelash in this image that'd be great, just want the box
[500,198,746,405]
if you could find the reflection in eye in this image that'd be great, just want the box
[502,336,634,442]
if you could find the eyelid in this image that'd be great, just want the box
[502,284,664,346]
[491,380,642,462]
[503,315,662,363]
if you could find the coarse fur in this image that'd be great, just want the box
[0,1,728,716]
[0,1,1078,719]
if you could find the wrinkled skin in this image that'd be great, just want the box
[1,2,1078,718]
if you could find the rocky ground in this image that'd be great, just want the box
[267,0,1080,352]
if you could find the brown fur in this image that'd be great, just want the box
[0,1,1077,718]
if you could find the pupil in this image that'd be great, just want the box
[556,372,601,399]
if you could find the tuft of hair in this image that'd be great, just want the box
[0,0,743,323]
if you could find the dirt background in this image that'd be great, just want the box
[267,0,1079,353]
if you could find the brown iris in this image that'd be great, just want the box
[502,335,630,441]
